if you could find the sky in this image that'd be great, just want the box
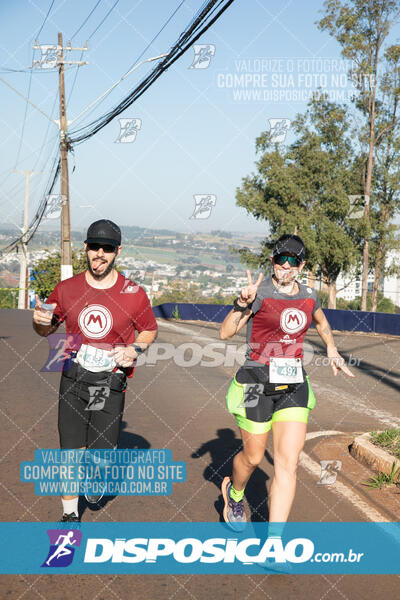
[1,0,399,239]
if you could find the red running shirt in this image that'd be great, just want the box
[245,277,321,365]
[47,271,157,363]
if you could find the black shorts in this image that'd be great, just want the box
[58,361,127,449]
[226,364,316,433]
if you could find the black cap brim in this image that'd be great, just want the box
[273,243,305,260]
[85,237,119,247]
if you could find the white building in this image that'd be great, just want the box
[382,250,400,307]
[335,250,400,306]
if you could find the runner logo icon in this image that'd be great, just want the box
[78,305,113,339]
[280,308,307,334]
[42,529,82,568]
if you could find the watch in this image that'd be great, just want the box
[132,345,144,354]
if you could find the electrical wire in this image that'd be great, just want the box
[1,0,236,255]
[127,0,185,71]
[70,0,187,128]
[70,0,103,40]
[0,0,116,253]
[13,0,56,168]
[0,153,60,255]
[69,0,235,144]
[67,0,123,108]
[87,0,122,40]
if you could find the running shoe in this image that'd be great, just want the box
[262,557,293,574]
[60,512,80,522]
[85,481,106,504]
[260,537,292,573]
[85,494,101,504]
[221,476,247,531]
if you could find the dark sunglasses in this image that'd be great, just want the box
[274,254,302,267]
[87,242,116,254]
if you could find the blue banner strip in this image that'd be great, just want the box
[1,522,399,574]
[152,303,400,335]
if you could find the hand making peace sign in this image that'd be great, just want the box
[238,270,264,306]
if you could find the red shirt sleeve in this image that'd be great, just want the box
[46,283,65,324]
[132,287,158,332]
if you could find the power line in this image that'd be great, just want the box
[1,154,60,255]
[70,0,186,129]
[70,0,235,144]
[36,0,56,38]
[67,0,122,108]
[13,0,56,168]
[1,0,236,256]
[127,0,185,71]
[33,92,59,170]
[70,0,103,40]
[86,0,122,41]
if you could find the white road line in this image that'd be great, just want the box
[312,382,400,428]
[299,451,391,522]
[302,430,390,522]
[306,430,345,441]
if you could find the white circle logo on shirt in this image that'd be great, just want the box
[78,304,113,339]
[280,308,307,334]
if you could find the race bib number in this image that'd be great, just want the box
[269,357,303,384]
[76,344,115,372]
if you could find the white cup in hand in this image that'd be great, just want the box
[34,295,56,326]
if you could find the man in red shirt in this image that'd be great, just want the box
[33,219,158,521]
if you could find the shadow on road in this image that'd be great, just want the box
[192,428,273,523]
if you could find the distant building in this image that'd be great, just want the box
[335,250,400,306]
[382,250,400,307]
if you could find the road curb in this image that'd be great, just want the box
[350,432,399,475]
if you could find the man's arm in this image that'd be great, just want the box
[110,328,157,367]
[32,295,59,337]
[312,307,354,377]
[133,328,158,350]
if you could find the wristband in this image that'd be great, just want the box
[131,345,144,354]
[233,298,248,312]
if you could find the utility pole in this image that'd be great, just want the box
[58,33,72,281]
[2,45,167,283]
[33,35,87,281]
[149,271,156,306]
[14,169,41,309]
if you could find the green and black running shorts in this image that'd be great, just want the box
[226,364,316,434]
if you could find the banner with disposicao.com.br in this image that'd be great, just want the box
[0,522,399,574]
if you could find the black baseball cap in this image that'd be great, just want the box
[272,234,305,261]
[85,219,121,248]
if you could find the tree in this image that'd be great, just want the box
[369,44,400,310]
[0,289,17,309]
[31,250,87,299]
[155,283,202,305]
[318,0,400,310]
[347,290,396,312]
[236,94,361,308]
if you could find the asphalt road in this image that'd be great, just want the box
[1,309,399,599]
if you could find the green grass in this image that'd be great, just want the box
[363,461,400,489]
[369,428,400,460]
